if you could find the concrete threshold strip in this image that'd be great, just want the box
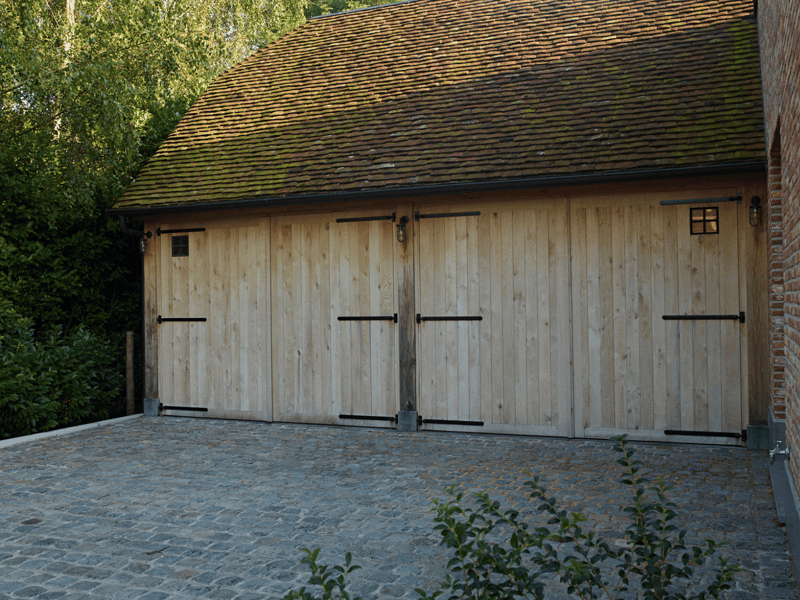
[0,414,143,449]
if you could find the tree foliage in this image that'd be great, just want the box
[0,0,304,434]
[0,0,395,435]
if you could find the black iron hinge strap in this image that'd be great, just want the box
[160,404,208,412]
[417,314,483,323]
[414,211,480,221]
[664,429,741,438]
[662,312,744,323]
[157,316,207,324]
[336,213,395,223]
[338,314,397,323]
[339,414,397,422]
[156,227,206,236]
[422,418,485,426]
[659,195,742,206]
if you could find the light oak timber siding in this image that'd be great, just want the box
[157,220,270,419]
[270,211,399,426]
[415,200,572,436]
[571,192,743,445]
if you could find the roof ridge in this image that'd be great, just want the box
[309,0,427,20]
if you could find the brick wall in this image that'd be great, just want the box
[768,154,786,419]
[759,0,800,492]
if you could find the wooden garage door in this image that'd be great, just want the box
[270,212,398,426]
[416,203,572,436]
[157,223,271,419]
[571,199,743,443]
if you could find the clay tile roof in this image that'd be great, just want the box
[115,0,765,211]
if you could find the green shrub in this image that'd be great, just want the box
[285,437,742,600]
[0,308,123,439]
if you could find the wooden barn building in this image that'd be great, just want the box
[111,0,769,446]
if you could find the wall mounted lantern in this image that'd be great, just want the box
[749,196,762,227]
[396,215,408,242]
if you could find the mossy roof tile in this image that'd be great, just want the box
[116,0,764,210]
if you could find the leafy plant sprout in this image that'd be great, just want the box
[285,436,742,600]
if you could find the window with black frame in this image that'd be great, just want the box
[690,207,719,235]
[172,235,189,257]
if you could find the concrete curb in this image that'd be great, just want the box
[0,414,143,449]
[769,456,800,585]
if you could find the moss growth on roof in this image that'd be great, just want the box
[116,0,764,210]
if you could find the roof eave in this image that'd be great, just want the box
[107,161,766,218]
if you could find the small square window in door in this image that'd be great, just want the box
[172,235,189,257]
[690,207,719,235]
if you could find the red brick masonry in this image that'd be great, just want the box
[759,0,800,495]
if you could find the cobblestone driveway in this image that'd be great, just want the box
[0,417,796,600]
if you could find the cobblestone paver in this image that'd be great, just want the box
[0,418,796,600]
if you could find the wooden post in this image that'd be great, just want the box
[144,224,159,400]
[142,222,160,417]
[126,331,135,415]
[396,202,417,426]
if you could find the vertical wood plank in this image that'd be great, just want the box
[456,216,469,421]
[597,207,614,429]
[720,203,742,432]
[502,211,515,425]
[637,205,654,430]
[228,228,241,410]
[211,229,226,409]
[705,220,723,432]
[310,224,323,416]
[418,215,433,417]
[159,230,174,404]
[319,222,332,418]
[467,213,480,421]
[256,222,269,418]
[570,207,588,434]
[663,206,681,430]
[341,222,354,416]
[525,210,540,426]
[490,211,504,425]
[172,236,188,405]
[434,218,446,420]
[239,229,250,412]
[330,219,342,418]
[478,213,493,424]
[287,224,299,415]
[624,207,641,430]
[553,208,572,437]
[369,220,382,417]
[536,210,551,427]
[445,217,458,421]
[677,205,694,430]
[691,224,708,431]
[513,212,527,426]
[379,218,395,416]
[271,221,285,419]
[611,206,627,429]
[198,231,211,410]
[358,222,371,416]
[650,206,668,431]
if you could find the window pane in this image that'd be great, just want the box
[692,222,705,234]
[706,221,718,233]
[172,235,189,257]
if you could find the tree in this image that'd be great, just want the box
[0,0,309,333]
[0,0,306,432]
